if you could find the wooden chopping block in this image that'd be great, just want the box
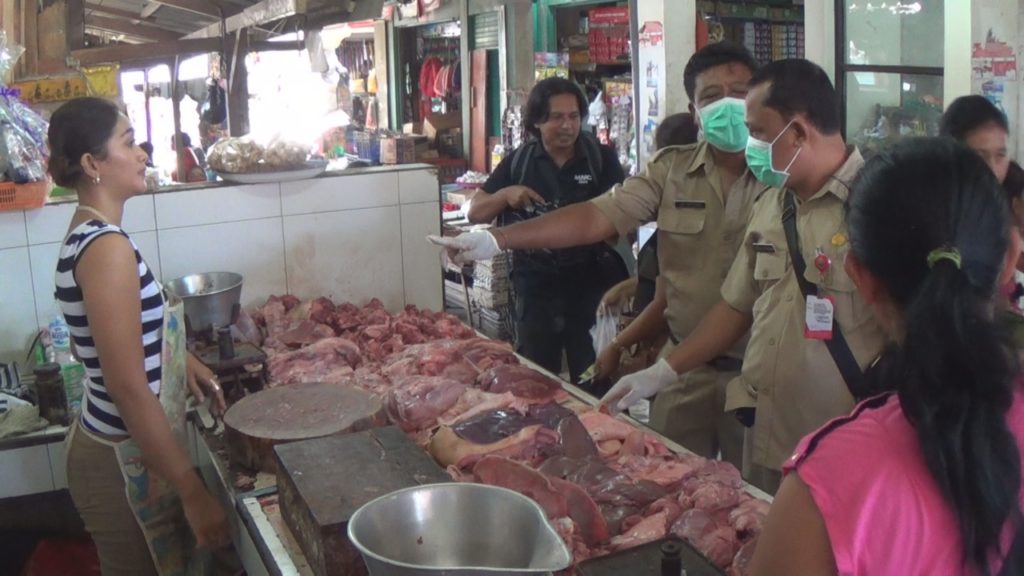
[223,382,386,473]
[275,426,450,576]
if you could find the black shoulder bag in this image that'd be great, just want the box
[782,192,870,401]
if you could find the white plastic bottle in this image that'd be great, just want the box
[48,312,73,365]
[47,308,85,416]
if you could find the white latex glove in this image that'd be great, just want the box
[599,358,679,415]
[427,232,502,264]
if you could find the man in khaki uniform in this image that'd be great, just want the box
[602,59,888,493]
[432,42,767,467]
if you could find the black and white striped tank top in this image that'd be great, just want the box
[55,220,164,435]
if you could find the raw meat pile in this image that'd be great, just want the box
[248,295,566,441]
[250,295,478,385]
[438,407,768,573]
[245,296,766,574]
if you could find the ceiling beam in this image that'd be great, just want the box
[86,3,156,23]
[71,37,221,66]
[148,0,225,19]
[85,14,184,43]
[184,0,307,39]
[140,2,162,19]
[85,3,190,34]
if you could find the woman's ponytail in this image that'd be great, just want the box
[849,138,1023,574]
[897,260,1019,574]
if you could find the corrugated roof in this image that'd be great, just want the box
[83,0,372,44]
[84,0,264,41]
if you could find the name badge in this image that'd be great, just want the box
[805,295,834,340]
[752,242,776,254]
[674,200,706,209]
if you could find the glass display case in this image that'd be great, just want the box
[836,0,944,157]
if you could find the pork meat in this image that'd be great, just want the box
[607,509,669,551]
[266,337,362,386]
[430,423,559,469]
[385,376,468,433]
[472,456,609,546]
[437,388,528,427]
[477,364,565,401]
[670,509,740,569]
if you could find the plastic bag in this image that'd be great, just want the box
[590,311,619,357]
[588,91,607,127]
[207,134,313,173]
[0,32,24,83]
[0,32,48,183]
[0,117,47,182]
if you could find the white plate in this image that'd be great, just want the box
[215,161,328,184]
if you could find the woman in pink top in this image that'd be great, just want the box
[751,138,1024,575]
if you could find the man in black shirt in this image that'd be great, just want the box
[467,77,627,383]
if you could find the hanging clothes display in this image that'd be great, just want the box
[336,38,376,100]
[336,39,374,80]
[414,33,461,121]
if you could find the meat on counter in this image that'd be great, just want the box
[239,294,768,573]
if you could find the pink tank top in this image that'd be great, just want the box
[784,387,1024,575]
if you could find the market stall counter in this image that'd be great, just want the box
[188,295,772,576]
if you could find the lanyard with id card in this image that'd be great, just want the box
[805,248,835,340]
[782,192,867,399]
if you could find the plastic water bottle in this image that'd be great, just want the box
[47,310,85,416]
[47,313,73,365]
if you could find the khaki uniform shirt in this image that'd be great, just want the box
[720,148,887,471]
[592,141,767,357]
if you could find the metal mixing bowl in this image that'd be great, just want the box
[348,483,572,576]
[165,272,243,333]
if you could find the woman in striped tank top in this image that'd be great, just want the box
[50,98,228,575]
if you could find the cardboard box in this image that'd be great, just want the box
[380,136,417,164]
[402,122,423,135]
[445,189,475,207]
[424,112,461,140]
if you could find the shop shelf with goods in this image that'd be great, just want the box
[697,0,805,65]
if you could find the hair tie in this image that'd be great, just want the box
[927,247,962,270]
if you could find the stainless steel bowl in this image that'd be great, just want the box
[348,483,572,576]
[165,272,243,333]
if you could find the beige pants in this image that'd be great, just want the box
[649,365,745,470]
[741,427,783,495]
[66,422,159,576]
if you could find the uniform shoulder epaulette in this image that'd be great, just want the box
[648,142,701,164]
[754,185,777,204]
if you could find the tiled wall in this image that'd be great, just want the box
[0,167,442,363]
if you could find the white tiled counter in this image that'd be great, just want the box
[0,426,69,499]
[0,164,443,365]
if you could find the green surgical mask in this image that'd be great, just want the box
[745,120,801,189]
[697,97,748,153]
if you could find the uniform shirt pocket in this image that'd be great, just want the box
[754,249,788,285]
[751,248,789,315]
[659,200,708,234]
[657,201,708,272]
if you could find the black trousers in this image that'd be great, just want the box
[513,268,608,384]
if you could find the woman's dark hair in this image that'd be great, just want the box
[655,112,698,149]
[849,137,1022,575]
[941,95,1009,141]
[47,97,121,188]
[524,77,588,139]
[1005,161,1024,204]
